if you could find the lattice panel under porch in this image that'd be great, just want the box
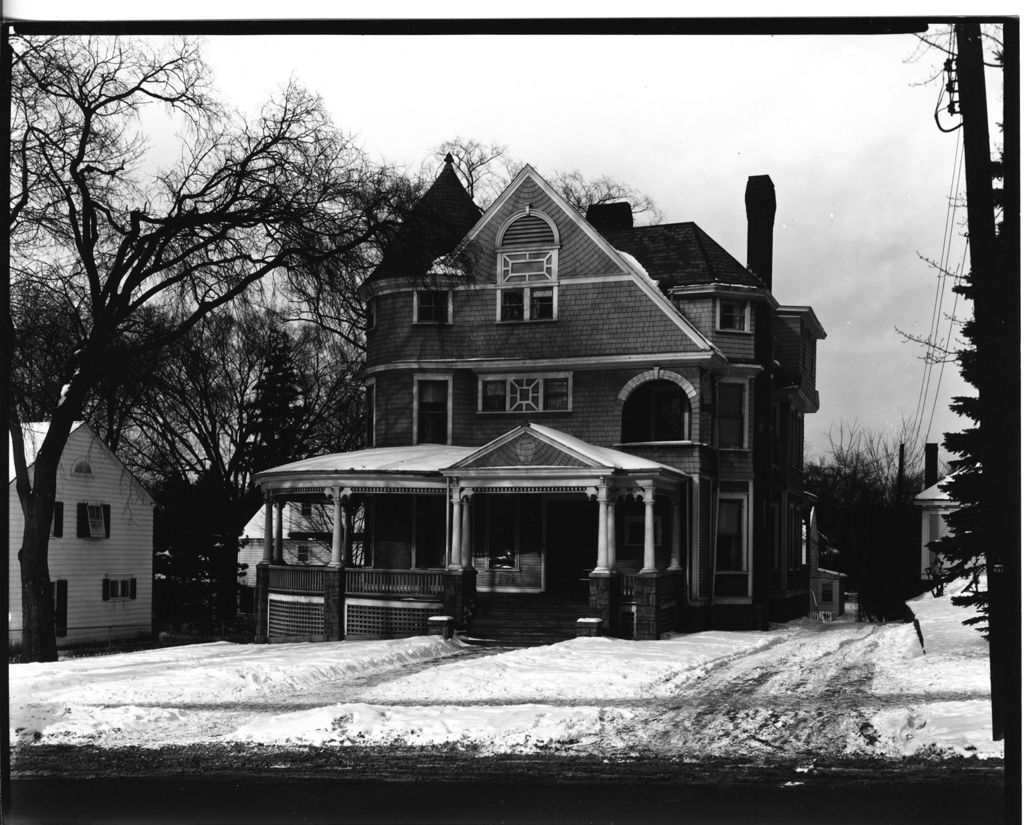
[345,603,436,638]
[268,598,325,638]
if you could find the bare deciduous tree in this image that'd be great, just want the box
[7,34,397,661]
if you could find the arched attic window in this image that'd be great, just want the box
[621,380,692,442]
[71,458,93,476]
[496,211,559,322]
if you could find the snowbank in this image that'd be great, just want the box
[363,630,789,704]
[9,584,1000,760]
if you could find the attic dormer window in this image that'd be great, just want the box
[72,459,93,476]
[496,212,559,323]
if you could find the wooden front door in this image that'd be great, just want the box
[545,499,597,594]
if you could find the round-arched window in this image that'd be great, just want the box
[72,458,93,475]
[500,213,556,247]
[621,380,691,442]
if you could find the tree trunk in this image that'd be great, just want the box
[18,459,60,662]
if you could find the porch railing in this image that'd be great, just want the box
[268,565,325,594]
[619,574,636,599]
[617,571,679,600]
[346,568,446,598]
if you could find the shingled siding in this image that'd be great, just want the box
[373,370,414,447]
[366,278,704,369]
[462,433,590,469]
[474,177,626,281]
[372,366,716,453]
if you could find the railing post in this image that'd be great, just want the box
[323,565,344,641]
[255,562,270,643]
[589,569,620,637]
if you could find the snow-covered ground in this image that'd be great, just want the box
[9,582,1001,761]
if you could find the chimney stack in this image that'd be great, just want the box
[925,442,939,489]
[586,202,633,234]
[745,175,776,290]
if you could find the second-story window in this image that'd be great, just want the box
[415,378,450,444]
[497,212,558,322]
[478,374,571,413]
[717,381,746,449]
[414,290,451,324]
[717,299,749,332]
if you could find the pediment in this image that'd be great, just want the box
[452,429,596,470]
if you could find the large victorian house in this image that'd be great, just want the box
[253,157,824,643]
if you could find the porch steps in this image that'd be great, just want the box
[466,593,597,646]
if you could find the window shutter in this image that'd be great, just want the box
[130,578,137,600]
[102,504,111,537]
[77,503,89,537]
[102,578,110,601]
[52,502,64,537]
[55,580,68,636]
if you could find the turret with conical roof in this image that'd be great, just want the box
[367,154,481,286]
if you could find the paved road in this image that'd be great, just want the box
[6,767,1009,825]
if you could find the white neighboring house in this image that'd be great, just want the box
[238,502,332,588]
[8,422,154,648]
[914,476,956,582]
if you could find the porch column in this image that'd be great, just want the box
[449,490,463,570]
[460,491,473,569]
[640,486,657,573]
[273,500,284,564]
[669,493,682,571]
[329,489,344,567]
[262,494,274,564]
[594,487,609,573]
[607,495,617,571]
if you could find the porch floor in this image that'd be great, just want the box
[467,592,598,647]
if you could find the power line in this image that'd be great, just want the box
[911,129,964,449]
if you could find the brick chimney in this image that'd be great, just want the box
[925,442,939,489]
[586,202,633,234]
[745,175,776,290]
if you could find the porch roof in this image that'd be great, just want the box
[254,444,477,488]
[255,425,688,493]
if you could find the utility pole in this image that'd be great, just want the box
[953,21,1014,745]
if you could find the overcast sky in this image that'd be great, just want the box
[8,8,1002,465]
[195,29,995,462]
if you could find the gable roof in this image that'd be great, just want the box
[600,222,766,290]
[8,421,84,483]
[8,421,155,505]
[914,475,957,505]
[461,165,720,354]
[366,155,482,285]
[448,423,687,477]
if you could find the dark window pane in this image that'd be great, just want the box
[531,287,554,320]
[718,384,745,448]
[417,380,448,444]
[543,378,569,410]
[482,380,506,411]
[720,301,746,330]
[501,289,524,321]
[716,499,744,571]
[416,291,448,323]
[365,384,375,447]
[653,389,683,440]
[621,380,689,442]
